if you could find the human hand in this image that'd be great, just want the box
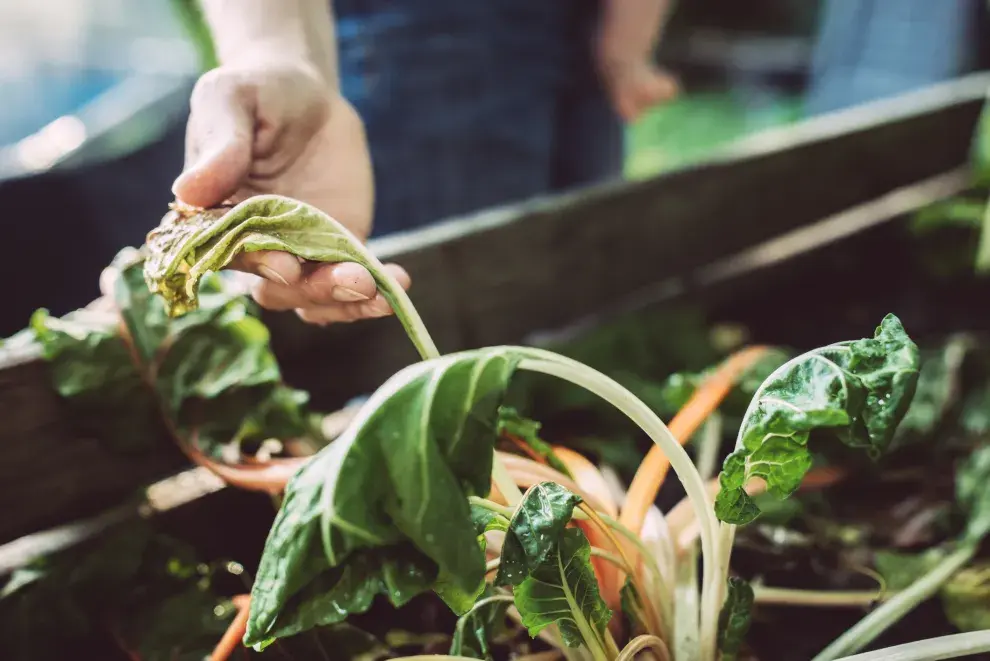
[172,59,410,325]
[596,0,679,123]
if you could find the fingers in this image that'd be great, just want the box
[248,260,411,325]
[173,69,255,208]
[609,64,680,123]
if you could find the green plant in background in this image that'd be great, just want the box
[169,0,217,72]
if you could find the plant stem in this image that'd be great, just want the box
[357,245,527,507]
[516,349,721,661]
[829,630,990,661]
[467,496,514,519]
[581,503,667,643]
[811,542,978,661]
[617,635,672,661]
[753,586,890,607]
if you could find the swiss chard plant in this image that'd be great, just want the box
[139,194,928,661]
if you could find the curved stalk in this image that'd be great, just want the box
[617,635,672,661]
[829,630,990,661]
[812,542,978,661]
[515,348,721,661]
[581,503,667,643]
[753,586,890,607]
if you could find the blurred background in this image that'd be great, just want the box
[1,0,988,335]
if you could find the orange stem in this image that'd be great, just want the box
[619,346,771,537]
[211,595,251,661]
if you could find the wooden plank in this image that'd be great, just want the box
[0,73,986,544]
[274,73,990,409]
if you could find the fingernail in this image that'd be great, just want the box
[257,264,289,286]
[332,286,371,303]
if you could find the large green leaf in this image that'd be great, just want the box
[246,349,519,648]
[715,315,920,524]
[24,249,313,458]
[717,577,754,661]
[495,481,582,586]
[513,528,612,651]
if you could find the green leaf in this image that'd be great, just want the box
[513,528,612,651]
[620,577,649,635]
[449,587,512,660]
[145,197,380,316]
[470,504,510,537]
[897,336,973,439]
[715,314,920,524]
[496,482,582,586]
[874,549,946,591]
[24,249,314,459]
[717,577,754,661]
[956,444,990,543]
[28,306,163,453]
[497,407,573,478]
[246,349,519,647]
[941,562,990,632]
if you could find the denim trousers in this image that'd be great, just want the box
[333,0,624,237]
[806,0,989,115]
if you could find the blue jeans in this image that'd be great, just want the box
[807,0,988,115]
[334,0,624,237]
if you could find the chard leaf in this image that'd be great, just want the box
[941,562,990,632]
[246,349,519,648]
[897,336,972,439]
[956,444,990,543]
[145,197,382,316]
[874,549,945,591]
[497,407,573,478]
[470,505,509,536]
[28,307,163,453]
[715,315,919,524]
[449,587,512,660]
[717,577,754,661]
[25,249,313,459]
[513,528,612,650]
[495,481,582,586]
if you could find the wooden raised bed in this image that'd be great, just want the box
[1,72,987,561]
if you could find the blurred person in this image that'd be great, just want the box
[172,0,677,326]
[806,0,990,115]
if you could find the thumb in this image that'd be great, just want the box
[173,78,254,208]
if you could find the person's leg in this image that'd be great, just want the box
[334,1,559,237]
[550,0,625,191]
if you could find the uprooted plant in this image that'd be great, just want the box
[135,194,947,661]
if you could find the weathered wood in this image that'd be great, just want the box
[1,73,987,545]
[273,73,990,409]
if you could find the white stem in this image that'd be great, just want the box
[812,542,978,661]
[752,586,889,607]
[516,349,721,661]
[673,539,700,661]
[829,630,990,661]
[696,414,722,481]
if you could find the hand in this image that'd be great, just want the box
[599,58,679,124]
[172,59,410,325]
[595,2,679,124]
